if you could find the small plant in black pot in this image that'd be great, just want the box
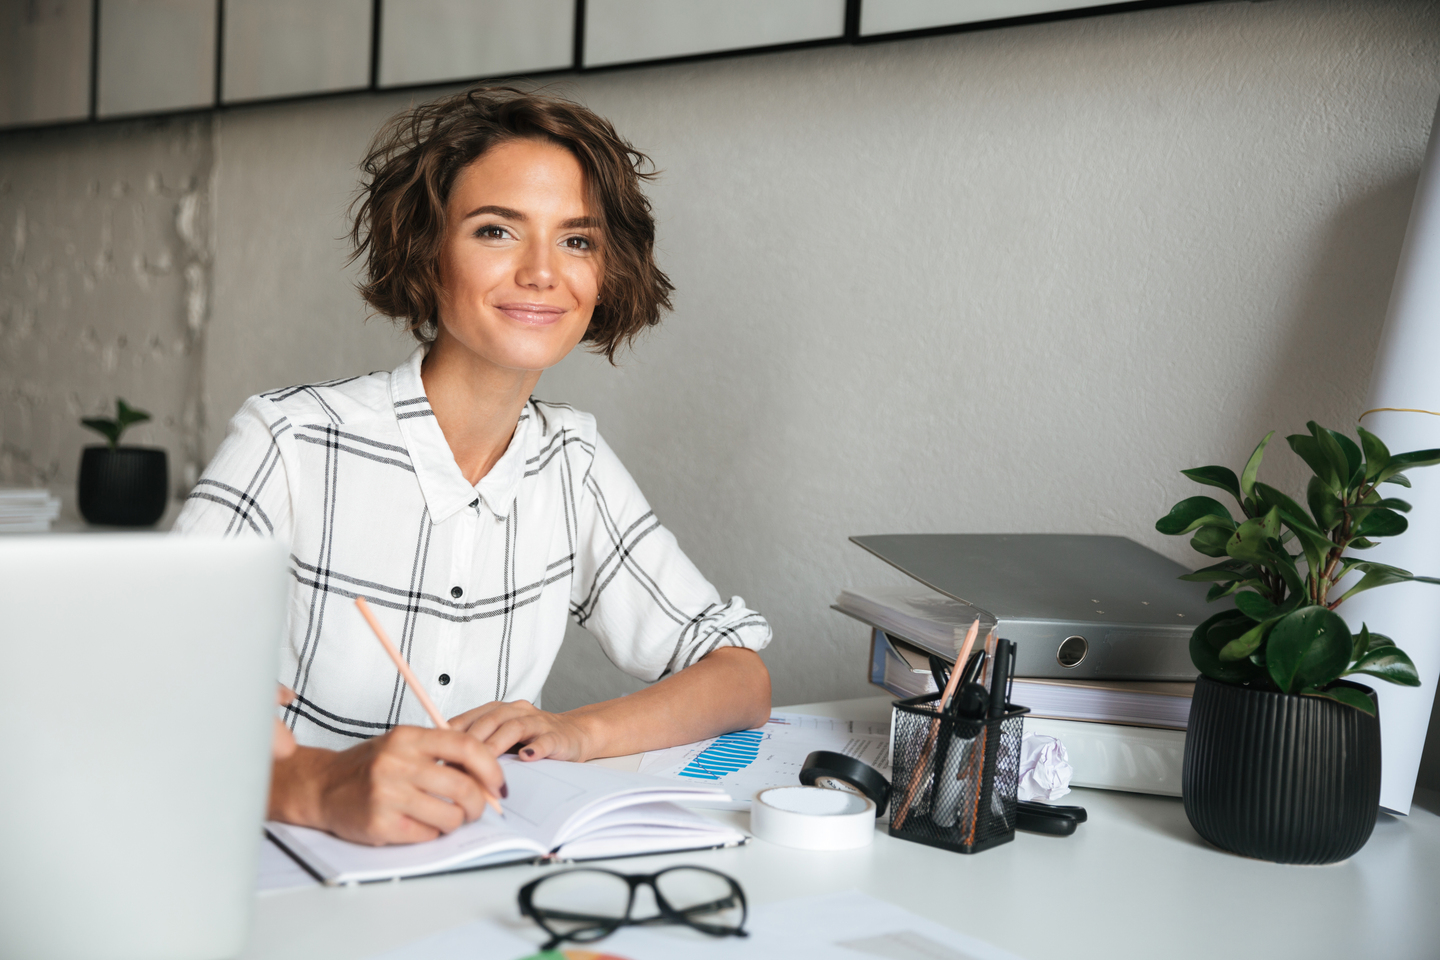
[1157,422,1440,864]
[78,399,168,527]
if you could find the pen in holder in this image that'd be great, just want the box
[888,692,1028,854]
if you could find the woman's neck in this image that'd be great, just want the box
[420,331,543,486]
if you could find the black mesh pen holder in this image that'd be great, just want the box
[888,693,1028,854]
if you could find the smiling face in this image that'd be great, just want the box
[433,138,600,376]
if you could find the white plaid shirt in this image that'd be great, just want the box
[175,347,771,750]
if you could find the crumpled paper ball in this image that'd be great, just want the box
[1018,733,1072,802]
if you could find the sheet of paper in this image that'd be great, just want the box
[367,890,1026,960]
[637,712,893,809]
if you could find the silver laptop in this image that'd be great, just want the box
[0,534,288,960]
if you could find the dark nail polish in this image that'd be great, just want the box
[522,747,534,758]
[500,783,509,799]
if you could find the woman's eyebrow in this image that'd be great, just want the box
[561,216,600,229]
[463,204,525,221]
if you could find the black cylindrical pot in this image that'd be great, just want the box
[1182,675,1380,864]
[77,446,168,526]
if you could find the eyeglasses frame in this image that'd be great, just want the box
[517,864,749,950]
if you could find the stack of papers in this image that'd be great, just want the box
[0,488,61,533]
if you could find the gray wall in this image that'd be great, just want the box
[5,1,1440,777]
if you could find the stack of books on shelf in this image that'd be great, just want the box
[0,488,61,534]
[837,535,1214,799]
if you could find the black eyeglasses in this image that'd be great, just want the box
[517,866,748,950]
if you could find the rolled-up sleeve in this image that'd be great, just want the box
[173,396,295,542]
[569,434,771,682]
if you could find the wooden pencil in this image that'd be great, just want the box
[891,618,981,831]
[354,596,504,817]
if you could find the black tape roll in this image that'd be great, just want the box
[800,750,891,818]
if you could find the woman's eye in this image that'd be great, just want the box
[476,225,511,240]
[563,236,592,250]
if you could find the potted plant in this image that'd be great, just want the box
[1156,421,1440,863]
[78,399,168,527]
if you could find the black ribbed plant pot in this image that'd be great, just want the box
[1182,674,1380,864]
[77,446,168,526]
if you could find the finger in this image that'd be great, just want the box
[457,701,538,745]
[272,718,297,760]
[447,700,507,731]
[277,685,296,707]
[392,787,469,837]
[483,716,547,758]
[419,729,508,800]
[517,732,563,761]
[411,761,489,823]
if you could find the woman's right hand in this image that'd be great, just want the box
[268,727,507,846]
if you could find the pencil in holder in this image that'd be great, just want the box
[887,693,1028,854]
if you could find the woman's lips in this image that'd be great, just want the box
[496,303,566,325]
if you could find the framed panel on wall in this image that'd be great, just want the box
[379,0,575,89]
[0,0,93,130]
[583,0,847,69]
[860,0,1111,37]
[97,0,218,118]
[222,0,372,104]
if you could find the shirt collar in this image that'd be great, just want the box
[389,346,531,523]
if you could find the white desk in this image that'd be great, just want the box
[242,697,1440,960]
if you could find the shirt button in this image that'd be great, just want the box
[451,586,463,599]
[438,673,451,686]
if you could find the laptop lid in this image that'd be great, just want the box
[0,534,288,960]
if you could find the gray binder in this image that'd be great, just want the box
[849,534,1214,680]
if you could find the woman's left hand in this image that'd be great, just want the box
[450,700,597,762]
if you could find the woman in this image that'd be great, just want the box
[177,88,772,846]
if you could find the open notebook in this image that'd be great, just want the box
[266,756,747,885]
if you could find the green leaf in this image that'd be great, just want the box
[1233,591,1277,621]
[1289,433,1341,495]
[1253,482,1332,581]
[1334,561,1417,606]
[1207,580,1242,602]
[1190,526,1233,558]
[1379,497,1412,513]
[1327,428,1364,483]
[1266,606,1353,694]
[80,417,121,448]
[1190,609,1267,684]
[1312,422,1358,495]
[1353,508,1407,539]
[1367,632,1396,649]
[1375,448,1440,483]
[1305,686,1377,716]
[1349,537,1379,549]
[1358,426,1390,482]
[1240,431,1274,499]
[1383,474,1412,488]
[1306,476,1343,532]
[1179,560,1257,583]
[1351,623,1372,663]
[114,398,151,429]
[1219,619,1270,661]
[1347,644,1422,687]
[1225,508,1282,565]
[1181,466,1243,504]
[1156,496,1236,536]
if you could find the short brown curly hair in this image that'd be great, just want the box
[349,87,673,362]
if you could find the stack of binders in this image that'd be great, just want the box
[0,488,61,534]
[837,534,1216,799]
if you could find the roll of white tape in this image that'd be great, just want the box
[750,786,876,850]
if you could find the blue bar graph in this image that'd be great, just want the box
[677,729,764,780]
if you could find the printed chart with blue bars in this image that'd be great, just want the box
[677,729,765,780]
[639,712,893,808]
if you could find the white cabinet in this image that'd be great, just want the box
[379,0,575,89]
[583,0,846,69]
[0,0,93,129]
[861,0,1105,37]
[97,0,218,118]
[222,0,373,104]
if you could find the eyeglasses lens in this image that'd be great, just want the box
[654,868,744,935]
[530,870,632,941]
